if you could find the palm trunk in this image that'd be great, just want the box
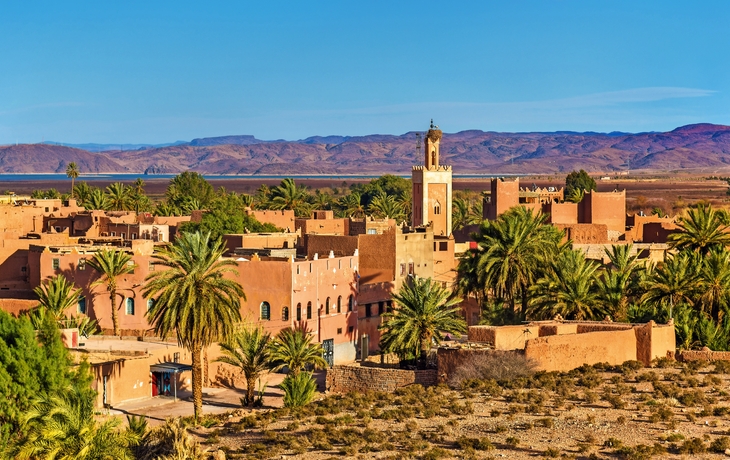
[110,288,119,336]
[204,348,209,387]
[246,376,256,407]
[71,178,75,199]
[192,344,203,422]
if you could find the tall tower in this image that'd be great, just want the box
[412,120,452,236]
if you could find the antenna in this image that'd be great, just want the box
[415,132,422,154]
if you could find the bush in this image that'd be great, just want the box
[678,437,707,455]
[448,351,536,387]
[711,436,730,453]
[712,360,730,374]
[280,372,317,408]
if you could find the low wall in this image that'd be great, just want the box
[436,347,493,383]
[326,364,437,393]
[677,349,730,362]
[524,328,637,372]
[538,323,578,336]
[468,325,539,350]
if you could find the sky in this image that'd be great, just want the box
[0,1,729,144]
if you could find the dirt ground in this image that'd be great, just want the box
[180,360,730,459]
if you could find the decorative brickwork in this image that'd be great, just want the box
[326,364,437,393]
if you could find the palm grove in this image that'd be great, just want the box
[4,169,730,457]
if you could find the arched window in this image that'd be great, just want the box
[147,298,154,311]
[261,302,271,321]
[337,296,342,313]
[325,297,330,315]
[125,298,135,315]
[78,296,86,314]
[296,303,302,321]
[348,295,354,312]
[306,302,312,320]
[282,306,289,321]
[434,201,441,215]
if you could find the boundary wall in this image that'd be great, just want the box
[325,364,437,393]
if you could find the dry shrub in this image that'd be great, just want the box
[449,351,536,387]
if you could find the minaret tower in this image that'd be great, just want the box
[411,120,452,236]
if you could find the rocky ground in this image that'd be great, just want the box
[179,358,730,459]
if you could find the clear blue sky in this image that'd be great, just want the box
[1,1,728,144]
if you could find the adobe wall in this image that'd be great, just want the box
[467,325,540,350]
[543,202,578,224]
[436,347,493,383]
[349,218,394,236]
[524,328,637,372]
[625,214,676,243]
[325,364,437,393]
[222,233,298,254]
[296,217,349,237]
[677,350,730,362]
[555,223,608,244]
[579,190,626,234]
[394,227,434,292]
[641,222,678,244]
[538,323,578,336]
[0,298,37,316]
[634,321,676,365]
[246,209,294,231]
[358,229,395,285]
[432,237,456,286]
[483,179,520,221]
[304,234,359,260]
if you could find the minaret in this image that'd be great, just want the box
[411,120,452,236]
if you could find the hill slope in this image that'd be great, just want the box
[4,124,730,174]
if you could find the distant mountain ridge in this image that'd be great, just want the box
[3,123,730,175]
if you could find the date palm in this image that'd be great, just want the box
[216,326,271,407]
[143,231,244,422]
[596,244,643,321]
[87,249,135,336]
[379,277,466,368]
[12,386,137,460]
[106,182,130,211]
[33,274,81,321]
[65,162,79,198]
[528,249,602,320]
[368,192,405,220]
[269,325,328,376]
[669,204,730,255]
[699,248,730,322]
[641,251,701,319]
[339,192,366,218]
[73,182,92,207]
[86,188,109,210]
[270,178,310,216]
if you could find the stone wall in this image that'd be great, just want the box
[326,364,437,393]
[677,349,730,362]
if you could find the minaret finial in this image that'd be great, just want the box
[430,118,435,129]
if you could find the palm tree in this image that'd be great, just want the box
[87,249,135,336]
[33,274,81,321]
[66,162,79,199]
[106,182,130,211]
[73,182,92,207]
[86,188,109,210]
[699,248,730,322]
[379,277,466,368]
[312,190,333,210]
[528,249,602,320]
[270,178,310,216]
[339,192,366,218]
[596,244,643,321]
[153,201,179,217]
[641,251,701,319]
[12,386,137,459]
[396,191,412,222]
[368,192,405,220]
[215,326,271,407]
[128,178,151,213]
[269,325,328,376]
[470,206,563,314]
[669,204,730,255]
[143,231,244,421]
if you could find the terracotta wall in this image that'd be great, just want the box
[543,202,578,224]
[641,222,679,244]
[524,328,637,372]
[0,298,37,316]
[579,190,626,234]
[303,234,359,259]
[467,325,540,350]
[246,210,294,231]
[325,364,437,393]
[295,217,349,237]
[483,179,520,221]
[677,350,730,362]
[555,223,608,244]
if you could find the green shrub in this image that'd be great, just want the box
[280,372,317,408]
[713,360,730,374]
[711,436,730,453]
[678,437,707,455]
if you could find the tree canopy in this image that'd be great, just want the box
[564,169,596,200]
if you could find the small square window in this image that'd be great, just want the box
[78,258,86,270]
[131,233,137,239]
[148,261,155,272]
[337,328,342,335]
[52,258,60,270]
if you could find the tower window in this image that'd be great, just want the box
[125,298,135,315]
[296,303,302,321]
[260,302,271,321]
[434,201,441,215]
[282,306,289,322]
[307,301,312,319]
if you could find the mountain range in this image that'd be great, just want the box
[3,123,730,175]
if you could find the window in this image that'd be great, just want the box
[400,263,406,276]
[78,296,86,314]
[439,242,448,251]
[121,233,126,239]
[367,228,377,234]
[296,303,302,321]
[110,232,116,237]
[296,265,300,275]
[325,297,330,315]
[337,296,342,313]
[365,304,372,317]
[306,302,312,319]
[125,298,135,315]
[131,233,137,239]
[408,262,414,275]
[147,299,154,311]
[282,306,289,322]
[52,258,60,270]
[348,295,354,312]
[337,328,342,335]
[378,302,384,316]
[434,201,441,215]
[261,302,271,320]
[148,261,155,272]
[78,258,86,270]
